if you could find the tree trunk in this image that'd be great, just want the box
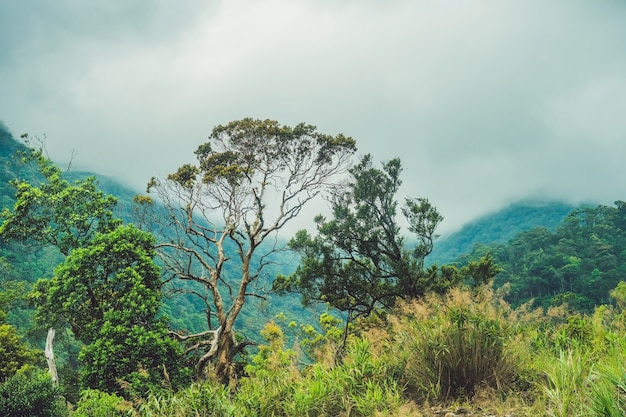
[214,329,235,382]
[45,327,58,385]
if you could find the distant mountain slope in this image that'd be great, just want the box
[429,201,579,265]
[0,125,312,338]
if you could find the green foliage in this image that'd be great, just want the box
[78,318,187,398]
[72,389,135,417]
[0,137,189,398]
[587,364,626,417]
[276,154,461,348]
[461,252,502,288]
[137,383,235,417]
[430,201,576,265]
[0,322,40,381]
[388,287,521,401]
[0,369,68,417]
[0,144,120,256]
[34,225,162,342]
[463,202,626,312]
[33,225,189,396]
[610,281,626,309]
[235,324,402,416]
[541,348,592,417]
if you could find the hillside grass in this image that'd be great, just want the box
[63,283,626,417]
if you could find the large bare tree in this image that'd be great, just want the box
[143,118,356,381]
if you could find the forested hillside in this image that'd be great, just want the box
[460,201,626,311]
[430,201,578,265]
[4,122,626,417]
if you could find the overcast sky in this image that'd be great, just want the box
[1,0,625,235]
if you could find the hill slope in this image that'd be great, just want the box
[0,125,313,338]
[429,201,579,265]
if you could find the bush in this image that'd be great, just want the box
[0,369,68,417]
[72,389,134,417]
[0,322,40,381]
[388,287,521,401]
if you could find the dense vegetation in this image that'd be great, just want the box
[460,201,626,311]
[2,121,626,416]
[430,201,577,265]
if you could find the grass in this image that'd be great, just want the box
[63,284,626,416]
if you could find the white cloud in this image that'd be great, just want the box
[1,0,626,235]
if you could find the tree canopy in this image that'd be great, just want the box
[274,154,462,345]
[462,201,626,311]
[0,144,186,396]
[142,118,357,381]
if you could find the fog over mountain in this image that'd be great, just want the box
[1,0,625,235]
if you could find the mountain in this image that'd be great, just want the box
[429,201,579,265]
[0,125,314,339]
[1,122,605,336]
[466,202,626,311]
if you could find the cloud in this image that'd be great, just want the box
[1,0,625,234]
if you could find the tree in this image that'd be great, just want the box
[32,225,162,343]
[274,154,461,350]
[32,225,187,396]
[0,142,120,257]
[0,143,186,396]
[0,321,40,382]
[142,118,356,381]
[0,258,40,382]
[461,252,502,288]
[0,369,68,417]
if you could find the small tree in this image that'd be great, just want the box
[143,118,356,381]
[274,154,461,350]
[0,369,68,417]
[33,225,187,396]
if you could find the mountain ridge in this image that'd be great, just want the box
[429,200,581,265]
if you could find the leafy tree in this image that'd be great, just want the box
[142,118,356,381]
[32,225,187,396]
[0,258,40,382]
[0,322,40,382]
[0,141,120,257]
[32,225,161,343]
[461,252,502,288]
[274,154,461,349]
[0,143,187,396]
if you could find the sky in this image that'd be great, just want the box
[1,0,626,235]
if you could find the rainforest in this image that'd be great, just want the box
[2,122,626,417]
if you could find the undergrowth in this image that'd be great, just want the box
[46,283,626,416]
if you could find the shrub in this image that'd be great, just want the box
[0,369,68,417]
[72,389,134,417]
[388,287,521,401]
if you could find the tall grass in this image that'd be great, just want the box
[383,287,522,402]
[136,383,235,417]
[588,365,626,417]
[68,283,626,416]
[541,348,592,417]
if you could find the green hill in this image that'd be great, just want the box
[456,201,626,311]
[429,201,579,266]
[0,125,323,344]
